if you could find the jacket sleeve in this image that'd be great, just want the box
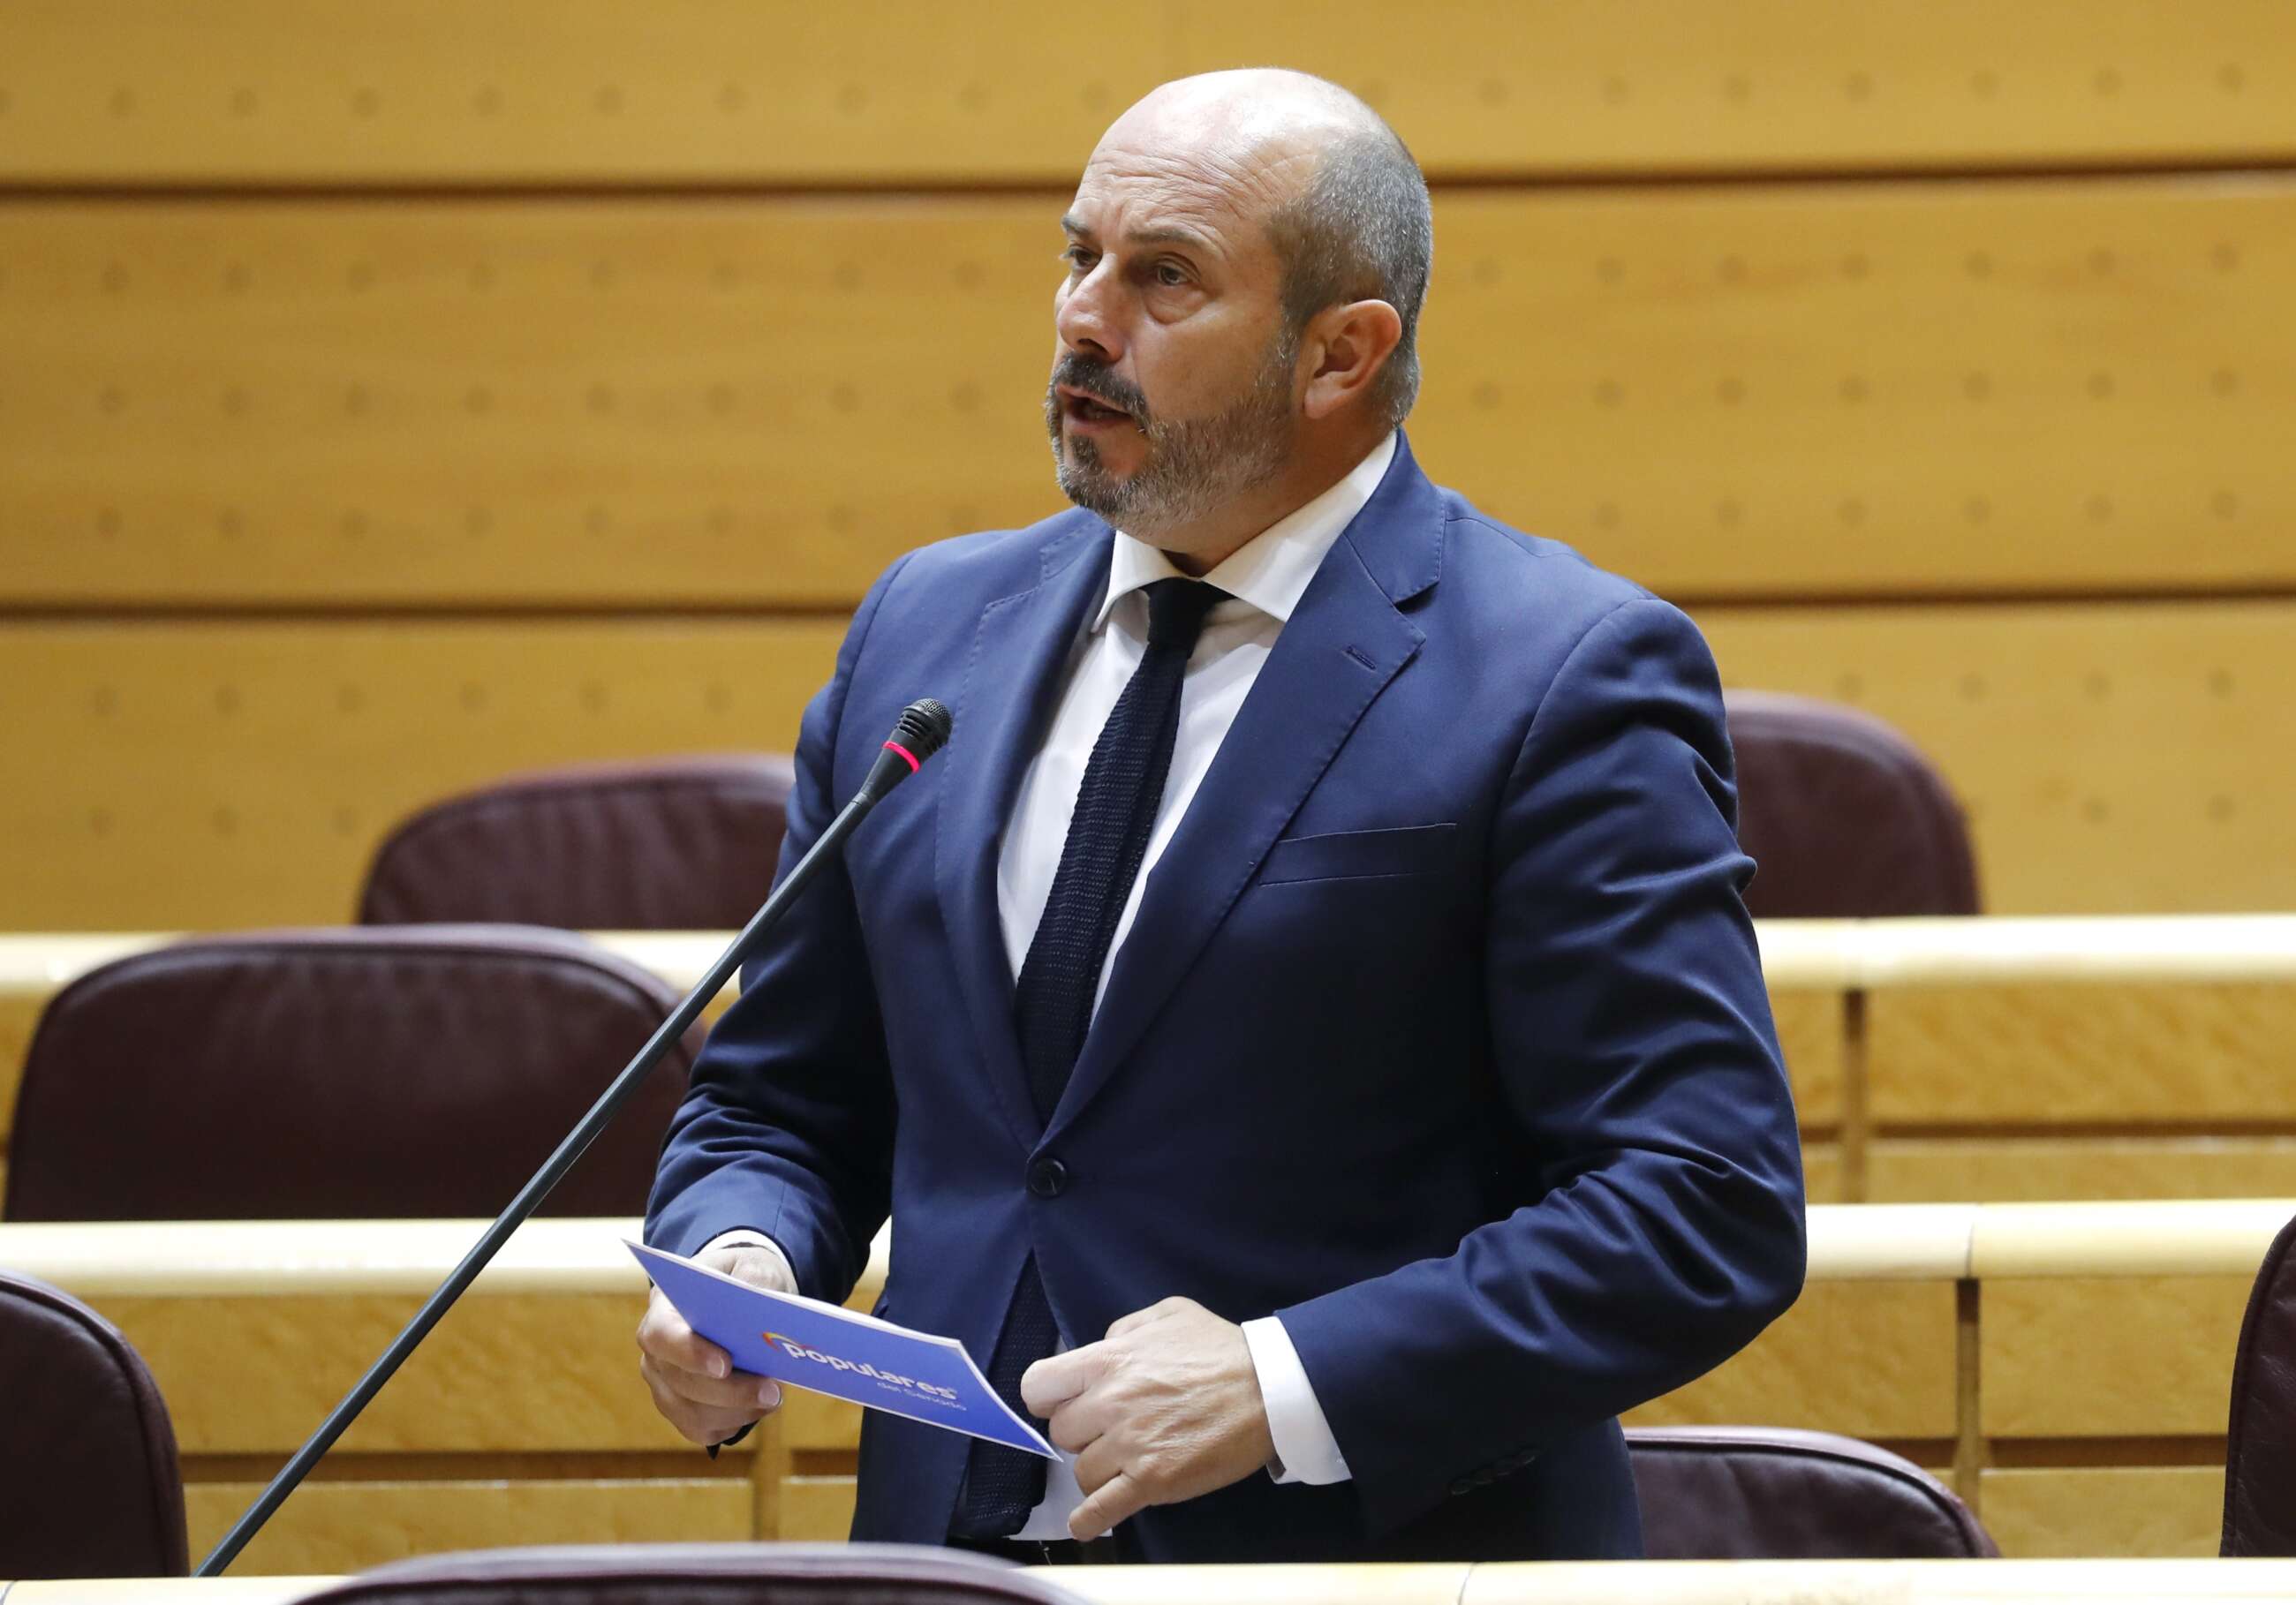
[1275,596,1808,1536]
[642,555,912,1305]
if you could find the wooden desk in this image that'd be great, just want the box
[10,918,2296,1209]
[16,1558,2296,1605]
[4,1202,2285,1571]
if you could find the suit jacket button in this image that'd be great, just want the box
[1027,1157,1069,1199]
[1447,1476,1475,1497]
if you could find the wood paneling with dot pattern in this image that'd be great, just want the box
[4,181,2292,607]
[6,600,2289,931]
[1,1,2292,183]
[0,621,842,930]
[0,201,1049,608]
[1698,602,2296,914]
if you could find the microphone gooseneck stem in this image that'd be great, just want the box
[197,787,883,1576]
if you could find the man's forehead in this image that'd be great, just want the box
[1066,137,1312,252]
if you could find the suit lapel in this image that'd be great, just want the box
[1044,440,1444,1143]
[934,522,1113,1152]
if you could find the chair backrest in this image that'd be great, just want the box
[0,1270,187,1578]
[1628,1426,1998,1558]
[4,927,696,1221]
[1725,690,1979,918]
[358,755,797,930]
[2223,1211,2296,1554]
[298,1543,1099,1605]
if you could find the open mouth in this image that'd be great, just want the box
[1061,387,1137,428]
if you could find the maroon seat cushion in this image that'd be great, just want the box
[2223,1211,2296,1554]
[299,1543,1099,1605]
[359,756,797,930]
[1726,691,1979,918]
[4,927,696,1221]
[1629,1426,1997,1558]
[0,1270,187,1577]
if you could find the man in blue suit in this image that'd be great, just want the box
[638,68,1803,1563]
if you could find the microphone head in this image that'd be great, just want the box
[891,697,953,765]
[862,697,954,802]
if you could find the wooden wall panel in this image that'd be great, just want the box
[1870,1138,2296,1202]
[1863,983,2296,1122]
[107,1293,705,1455]
[1982,1277,2251,1437]
[1622,1283,1958,1439]
[1980,1466,2225,1559]
[2,2,2291,183]
[1698,602,2296,914]
[5,178,2293,607]
[183,1479,750,1576]
[0,621,841,930]
[5,599,2292,931]
[0,200,1051,609]
[779,1476,860,1546]
[1800,1143,1844,1208]
[1771,989,1843,1127]
[776,1389,864,1457]
[1423,180,2296,600]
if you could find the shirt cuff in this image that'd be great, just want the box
[1242,1315,1353,1486]
[699,1227,797,1292]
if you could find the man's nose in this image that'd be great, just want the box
[1054,267,1124,365]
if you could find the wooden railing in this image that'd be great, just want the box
[4,1199,2285,1571]
[11,917,2296,1207]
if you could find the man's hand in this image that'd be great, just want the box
[1020,1296,1276,1541]
[636,1242,795,1446]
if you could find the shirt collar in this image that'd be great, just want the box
[1093,432,1398,632]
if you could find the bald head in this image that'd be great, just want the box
[1100,69,1381,181]
[1089,71,1432,427]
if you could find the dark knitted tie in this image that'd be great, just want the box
[951,576,1224,1538]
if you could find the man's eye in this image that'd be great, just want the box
[1061,247,1097,273]
[1153,262,1189,287]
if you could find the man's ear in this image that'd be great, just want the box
[1301,299,1404,420]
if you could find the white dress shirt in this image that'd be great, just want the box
[714,431,1397,1538]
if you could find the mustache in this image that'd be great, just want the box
[1047,355,1152,426]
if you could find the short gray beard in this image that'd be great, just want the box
[1046,332,1298,540]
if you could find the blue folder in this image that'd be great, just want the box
[628,1240,1055,1457]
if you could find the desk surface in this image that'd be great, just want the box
[13,1559,2296,1605]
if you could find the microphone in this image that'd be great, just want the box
[197,698,952,1575]
[859,697,953,803]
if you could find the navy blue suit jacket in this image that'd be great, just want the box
[646,434,1805,1562]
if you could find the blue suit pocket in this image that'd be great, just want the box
[1255,823,1457,886]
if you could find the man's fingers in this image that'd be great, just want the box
[704,1245,799,1297]
[1069,1469,1144,1541]
[1071,1432,1127,1496]
[639,1357,776,1446]
[637,1292,738,1381]
[644,1350,782,1412]
[1105,1296,1194,1341]
[1046,1386,1121,1456]
[1020,1345,1103,1417]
